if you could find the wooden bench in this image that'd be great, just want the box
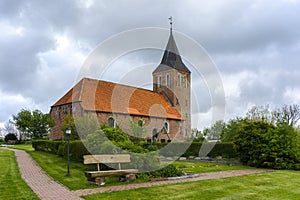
[83,154,138,185]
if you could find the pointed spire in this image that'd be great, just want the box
[169,16,173,33]
[153,17,190,73]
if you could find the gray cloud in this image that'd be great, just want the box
[0,0,300,129]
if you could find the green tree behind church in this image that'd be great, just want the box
[12,109,54,139]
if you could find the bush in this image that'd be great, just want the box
[32,140,62,154]
[150,164,184,177]
[57,140,89,162]
[234,120,300,169]
[138,164,184,180]
[4,133,18,143]
[101,126,129,143]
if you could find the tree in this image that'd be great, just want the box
[272,104,300,126]
[221,118,244,142]
[192,128,205,142]
[12,109,54,139]
[246,105,273,123]
[203,120,225,141]
[246,104,300,127]
[234,120,300,169]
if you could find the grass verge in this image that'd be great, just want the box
[0,148,39,200]
[83,170,300,200]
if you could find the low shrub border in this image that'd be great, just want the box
[142,142,235,158]
[32,140,89,162]
[33,140,235,162]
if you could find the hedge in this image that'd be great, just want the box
[32,140,89,162]
[32,140,235,163]
[57,140,89,162]
[142,142,235,158]
[32,140,62,154]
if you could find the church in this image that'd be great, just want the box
[50,25,191,142]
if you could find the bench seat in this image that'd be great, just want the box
[85,169,138,178]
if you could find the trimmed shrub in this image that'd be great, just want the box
[32,140,62,154]
[57,140,89,162]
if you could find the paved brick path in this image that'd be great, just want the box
[3,147,83,200]
[3,147,274,199]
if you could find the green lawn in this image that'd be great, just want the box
[3,144,300,199]
[7,144,252,191]
[8,143,35,152]
[173,161,252,173]
[28,150,98,190]
[84,170,300,200]
[0,148,39,200]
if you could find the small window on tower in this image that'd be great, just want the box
[177,74,181,86]
[166,74,170,87]
[158,76,162,88]
[182,75,187,88]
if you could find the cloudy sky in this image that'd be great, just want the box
[1,0,300,130]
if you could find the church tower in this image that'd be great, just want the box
[152,18,191,138]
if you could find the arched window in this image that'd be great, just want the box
[152,128,158,142]
[163,121,169,133]
[108,117,116,128]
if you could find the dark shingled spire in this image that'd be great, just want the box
[153,24,190,73]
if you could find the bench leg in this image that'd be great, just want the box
[95,177,105,186]
[126,174,136,182]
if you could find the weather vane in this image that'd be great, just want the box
[169,16,173,31]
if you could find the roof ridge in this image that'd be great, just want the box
[51,77,182,120]
[81,77,157,94]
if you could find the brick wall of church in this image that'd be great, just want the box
[50,102,83,140]
[50,104,184,142]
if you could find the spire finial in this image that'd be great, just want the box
[168,16,173,32]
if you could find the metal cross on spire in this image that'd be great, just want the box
[168,16,173,32]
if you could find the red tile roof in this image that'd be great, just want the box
[52,78,182,120]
